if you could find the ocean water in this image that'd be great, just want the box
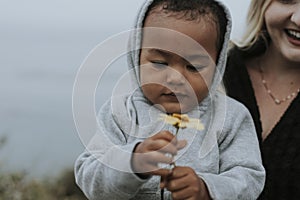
[0,3,138,178]
[0,28,131,178]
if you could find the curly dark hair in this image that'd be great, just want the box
[147,0,228,55]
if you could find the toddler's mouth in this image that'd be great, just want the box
[167,92,176,96]
[163,92,186,98]
[165,92,184,96]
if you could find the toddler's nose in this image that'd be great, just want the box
[166,67,185,85]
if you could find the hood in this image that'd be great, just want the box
[127,0,232,108]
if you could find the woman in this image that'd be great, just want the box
[224,0,300,199]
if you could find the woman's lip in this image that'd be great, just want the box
[287,35,300,46]
[285,29,300,46]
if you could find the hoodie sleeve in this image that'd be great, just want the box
[74,101,148,200]
[200,99,265,200]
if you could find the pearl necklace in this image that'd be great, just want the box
[259,66,300,105]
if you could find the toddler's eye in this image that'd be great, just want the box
[186,64,206,72]
[277,0,296,4]
[150,61,168,69]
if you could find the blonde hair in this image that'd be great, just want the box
[235,0,272,49]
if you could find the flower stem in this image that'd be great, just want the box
[170,127,179,168]
[175,127,179,136]
[161,127,179,200]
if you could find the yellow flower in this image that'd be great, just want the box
[160,113,204,130]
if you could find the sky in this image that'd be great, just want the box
[0,0,251,178]
[0,0,250,41]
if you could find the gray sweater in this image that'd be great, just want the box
[74,0,265,199]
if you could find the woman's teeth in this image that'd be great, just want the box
[287,29,300,39]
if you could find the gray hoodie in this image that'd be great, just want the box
[74,0,265,199]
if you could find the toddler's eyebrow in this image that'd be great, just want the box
[186,54,210,62]
[147,48,210,61]
[147,48,172,58]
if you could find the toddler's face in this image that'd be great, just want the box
[140,10,218,114]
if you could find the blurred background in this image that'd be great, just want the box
[0,0,250,199]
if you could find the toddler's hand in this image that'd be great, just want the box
[161,166,211,200]
[131,130,186,178]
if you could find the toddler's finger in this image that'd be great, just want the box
[160,169,173,188]
[176,139,187,150]
[151,168,172,177]
[160,176,166,188]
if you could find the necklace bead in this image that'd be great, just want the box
[259,65,300,105]
[275,99,281,104]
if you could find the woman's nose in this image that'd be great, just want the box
[291,4,300,27]
[166,67,185,85]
